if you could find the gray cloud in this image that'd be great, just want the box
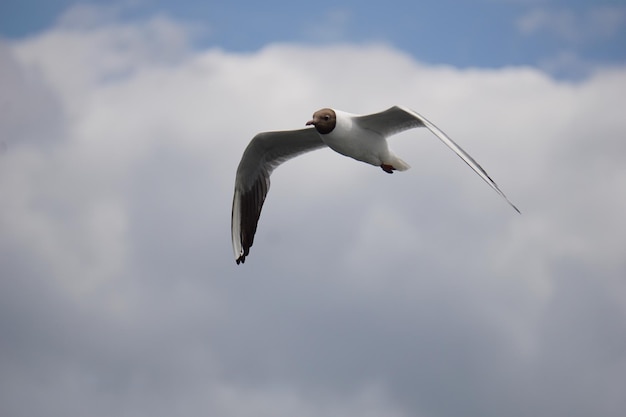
[1,8,625,417]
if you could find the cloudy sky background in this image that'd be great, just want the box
[1,1,625,416]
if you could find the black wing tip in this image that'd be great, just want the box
[235,247,250,265]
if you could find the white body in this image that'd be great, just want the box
[321,109,409,170]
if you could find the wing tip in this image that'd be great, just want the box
[234,246,250,265]
[496,189,521,214]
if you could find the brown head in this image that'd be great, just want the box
[306,108,336,134]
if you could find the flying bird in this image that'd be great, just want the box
[231,106,519,264]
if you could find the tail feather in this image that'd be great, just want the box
[387,154,410,171]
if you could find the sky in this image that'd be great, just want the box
[2,0,626,77]
[1,1,625,416]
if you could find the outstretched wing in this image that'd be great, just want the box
[232,128,327,264]
[356,106,520,213]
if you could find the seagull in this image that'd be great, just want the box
[231,105,519,264]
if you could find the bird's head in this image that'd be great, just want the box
[306,108,336,134]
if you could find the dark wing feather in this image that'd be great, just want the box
[231,128,326,264]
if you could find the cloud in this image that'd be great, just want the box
[1,5,626,417]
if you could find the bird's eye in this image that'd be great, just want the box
[324,115,330,121]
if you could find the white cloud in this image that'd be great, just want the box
[13,9,193,115]
[1,5,626,417]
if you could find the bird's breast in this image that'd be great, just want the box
[320,124,389,167]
